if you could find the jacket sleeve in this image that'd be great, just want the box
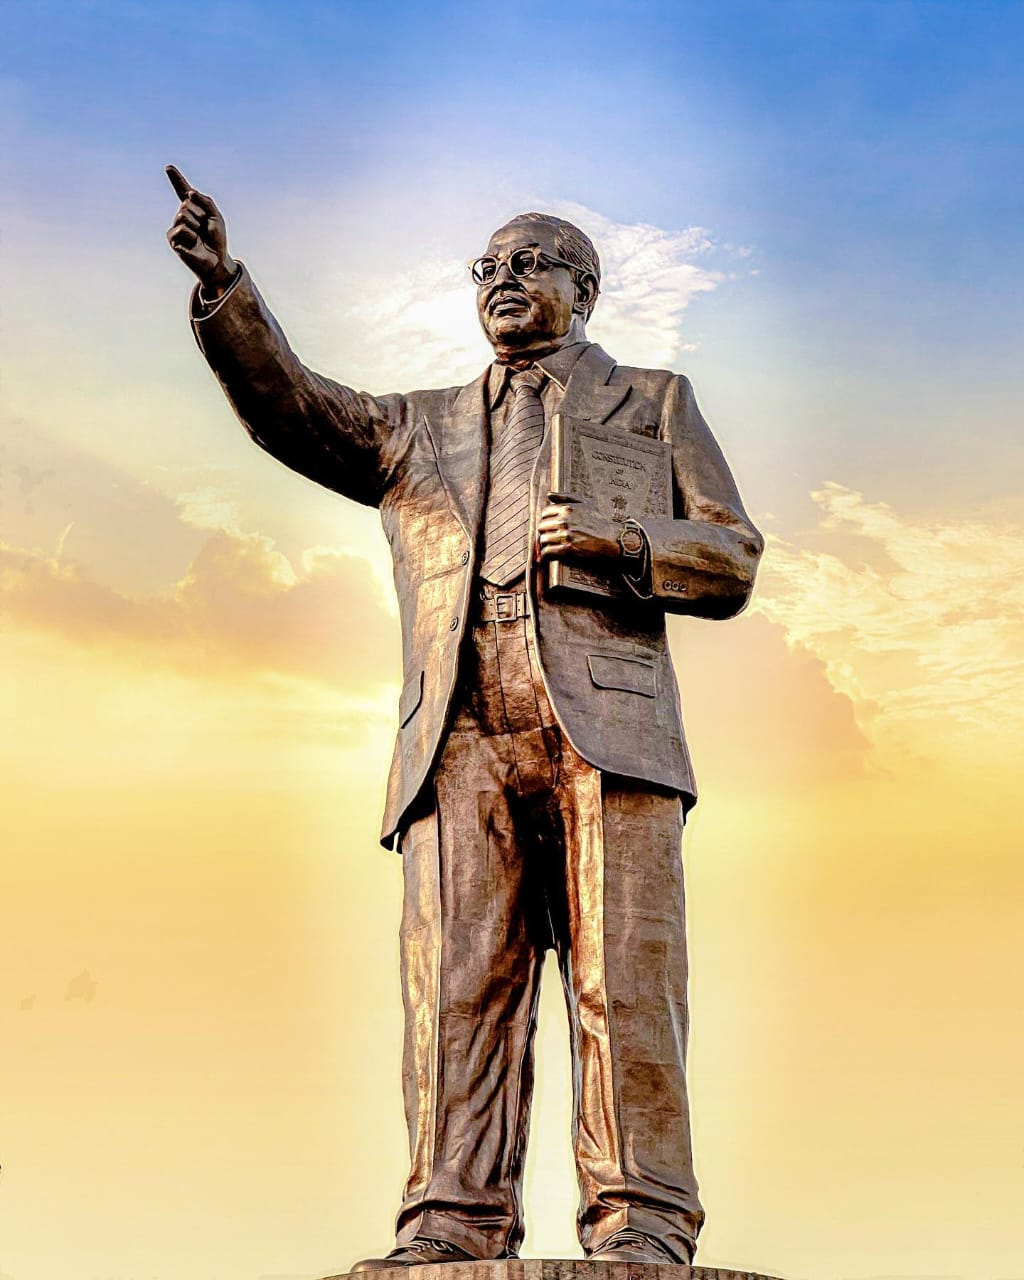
[190,264,405,509]
[636,374,763,619]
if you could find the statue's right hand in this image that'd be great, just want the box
[165,165,237,296]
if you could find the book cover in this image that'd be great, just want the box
[547,413,673,600]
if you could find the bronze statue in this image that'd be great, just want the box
[167,165,763,1272]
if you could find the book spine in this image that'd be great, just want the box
[548,413,566,593]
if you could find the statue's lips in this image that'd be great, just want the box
[489,294,529,316]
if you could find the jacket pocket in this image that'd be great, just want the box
[587,654,657,698]
[399,670,424,727]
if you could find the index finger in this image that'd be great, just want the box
[547,491,582,505]
[165,164,192,201]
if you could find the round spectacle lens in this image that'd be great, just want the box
[508,248,539,277]
[471,257,498,285]
[471,249,545,285]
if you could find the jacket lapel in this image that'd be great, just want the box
[529,344,632,543]
[559,343,631,423]
[424,368,490,539]
[426,346,631,541]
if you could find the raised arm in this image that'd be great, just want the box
[166,165,402,508]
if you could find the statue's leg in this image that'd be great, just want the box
[394,615,557,1259]
[554,761,704,1263]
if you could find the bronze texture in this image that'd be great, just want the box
[167,178,764,1268]
[324,1260,787,1280]
[480,368,548,584]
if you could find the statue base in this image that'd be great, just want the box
[320,1260,784,1280]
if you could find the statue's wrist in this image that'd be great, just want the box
[201,256,238,300]
[617,518,647,568]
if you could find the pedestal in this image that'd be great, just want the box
[320,1259,785,1280]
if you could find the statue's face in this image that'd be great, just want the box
[476,222,580,351]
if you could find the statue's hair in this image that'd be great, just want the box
[502,211,601,318]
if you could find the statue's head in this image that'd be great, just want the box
[473,212,601,360]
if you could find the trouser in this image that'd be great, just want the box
[395,599,703,1262]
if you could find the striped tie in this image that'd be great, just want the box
[479,366,547,586]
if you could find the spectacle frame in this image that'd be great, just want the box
[469,246,587,286]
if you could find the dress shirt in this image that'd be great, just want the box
[485,341,591,430]
[485,341,651,596]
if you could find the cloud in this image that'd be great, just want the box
[335,202,730,389]
[0,420,400,718]
[173,531,399,685]
[671,611,870,790]
[0,527,399,692]
[343,253,490,389]
[1,414,207,595]
[754,483,1024,763]
[547,202,724,368]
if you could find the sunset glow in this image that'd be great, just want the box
[3,5,1023,1279]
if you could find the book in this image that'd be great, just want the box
[547,413,673,601]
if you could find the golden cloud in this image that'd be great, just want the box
[671,611,870,791]
[754,483,1024,764]
[0,529,399,690]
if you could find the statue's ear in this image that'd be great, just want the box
[573,272,599,316]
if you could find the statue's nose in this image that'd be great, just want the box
[492,258,516,282]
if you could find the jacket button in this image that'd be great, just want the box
[449,616,459,630]
[460,550,470,565]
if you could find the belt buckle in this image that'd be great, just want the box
[495,591,517,621]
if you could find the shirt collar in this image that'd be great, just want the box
[487,341,591,410]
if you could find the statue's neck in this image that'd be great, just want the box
[491,319,588,366]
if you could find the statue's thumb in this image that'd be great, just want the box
[165,165,192,201]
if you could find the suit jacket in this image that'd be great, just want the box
[192,266,764,846]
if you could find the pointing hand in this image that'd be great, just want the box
[165,165,237,297]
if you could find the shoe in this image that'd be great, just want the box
[589,1228,690,1264]
[349,1238,477,1272]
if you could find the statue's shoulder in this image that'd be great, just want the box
[403,367,491,420]
[573,343,680,393]
[403,384,466,410]
[611,359,687,393]
[604,360,689,416]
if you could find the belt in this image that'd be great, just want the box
[476,587,530,623]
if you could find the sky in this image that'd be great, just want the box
[1,3,1023,1279]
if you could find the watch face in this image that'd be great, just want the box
[620,529,644,556]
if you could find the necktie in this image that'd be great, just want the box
[479,366,547,586]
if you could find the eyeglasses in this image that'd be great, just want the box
[468,246,583,286]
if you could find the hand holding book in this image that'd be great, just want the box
[537,494,623,569]
[545,414,670,601]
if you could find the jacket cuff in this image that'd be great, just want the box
[190,262,245,322]
[620,521,654,599]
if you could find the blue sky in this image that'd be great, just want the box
[4,0,1022,549]
[4,7,1024,1279]
[6,0,1021,450]
[7,1,1023,266]
[7,2,1022,250]
[4,0,1022,635]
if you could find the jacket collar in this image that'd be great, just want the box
[426,342,630,537]
[487,340,591,409]
[559,342,630,423]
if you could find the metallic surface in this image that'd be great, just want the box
[170,185,764,1265]
[322,1262,787,1280]
[479,368,548,585]
[189,270,763,847]
[396,613,700,1261]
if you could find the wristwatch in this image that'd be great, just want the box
[617,517,647,565]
